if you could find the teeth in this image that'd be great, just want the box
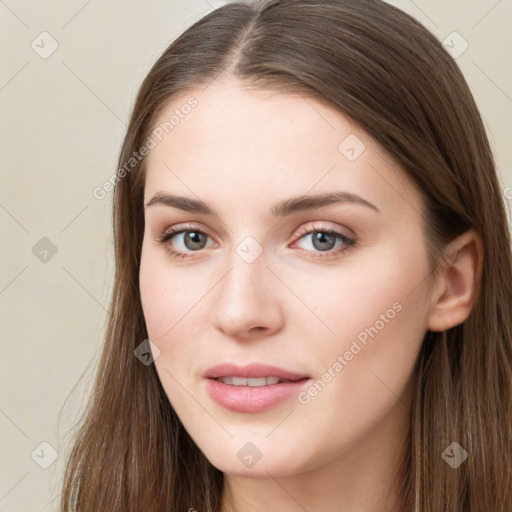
[217,376,283,386]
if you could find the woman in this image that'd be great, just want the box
[60,0,512,510]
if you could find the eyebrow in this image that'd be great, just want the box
[144,190,380,217]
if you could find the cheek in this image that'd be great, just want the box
[139,243,200,343]
[139,259,169,342]
[293,238,430,398]
[276,246,429,467]
[298,240,429,348]
[295,241,429,414]
[139,243,212,394]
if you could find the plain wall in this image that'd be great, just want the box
[1,1,511,510]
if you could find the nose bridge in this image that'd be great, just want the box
[222,230,268,292]
[211,235,283,338]
[220,239,268,311]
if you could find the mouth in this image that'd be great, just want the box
[215,376,296,386]
[204,363,311,413]
[203,362,308,382]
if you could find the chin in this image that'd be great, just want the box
[196,435,315,479]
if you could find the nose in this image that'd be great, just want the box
[211,247,284,341]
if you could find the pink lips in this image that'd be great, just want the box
[203,363,311,413]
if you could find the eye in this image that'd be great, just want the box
[156,225,216,259]
[291,225,355,259]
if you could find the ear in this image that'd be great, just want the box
[427,229,483,332]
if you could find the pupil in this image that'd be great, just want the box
[312,231,335,251]
[185,232,206,250]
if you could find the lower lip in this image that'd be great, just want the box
[205,378,311,413]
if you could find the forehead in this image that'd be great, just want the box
[143,78,421,219]
[148,79,362,163]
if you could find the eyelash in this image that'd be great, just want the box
[155,223,356,260]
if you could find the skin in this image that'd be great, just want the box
[139,77,482,511]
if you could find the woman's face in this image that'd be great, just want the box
[139,79,433,479]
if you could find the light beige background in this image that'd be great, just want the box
[1,1,511,510]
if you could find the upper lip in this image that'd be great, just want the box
[203,363,309,382]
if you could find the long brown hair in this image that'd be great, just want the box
[60,0,512,510]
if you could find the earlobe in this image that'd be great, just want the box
[427,229,483,332]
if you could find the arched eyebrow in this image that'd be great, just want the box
[144,190,380,216]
